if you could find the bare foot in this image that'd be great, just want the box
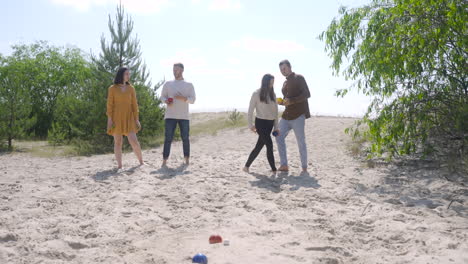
[302,168,308,173]
[242,167,249,173]
[184,157,190,165]
[278,165,289,172]
[162,160,167,167]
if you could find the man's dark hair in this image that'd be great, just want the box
[279,59,291,68]
[174,63,184,69]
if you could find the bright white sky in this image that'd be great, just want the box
[2,0,371,116]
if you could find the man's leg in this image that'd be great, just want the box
[291,115,308,171]
[276,118,291,171]
[162,119,177,166]
[179,119,190,164]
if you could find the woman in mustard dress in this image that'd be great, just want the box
[106,67,143,169]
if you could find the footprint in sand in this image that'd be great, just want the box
[0,233,18,243]
[305,246,352,257]
[270,252,306,262]
[67,241,89,250]
[84,233,98,239]
[313,258,341,264]
[342,219,375,234]
[121,211,132,218]
[281,241,301,248]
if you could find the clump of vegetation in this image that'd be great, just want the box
[0,4,165,155]
[228,109,243,125]
[321,0,467,164]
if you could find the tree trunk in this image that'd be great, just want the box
[8,136,12,151]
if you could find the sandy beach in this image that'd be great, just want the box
[0,116,467,264]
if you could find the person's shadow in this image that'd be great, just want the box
[91,168,118,181]
[150,163,190,180]
[91,166,140,181]
[250,171,321,192]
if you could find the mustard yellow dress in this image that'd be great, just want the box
[106,84,140,136]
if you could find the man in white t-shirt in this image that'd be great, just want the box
[160,63,196,166]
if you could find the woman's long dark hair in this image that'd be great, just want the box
[259,74,276,103]
[114,67,130,85]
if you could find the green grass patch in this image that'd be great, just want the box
[191,114,247,137]
[9,140,76,158]
[6,111,248,158]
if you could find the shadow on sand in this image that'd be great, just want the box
[91,166,140,181]
[150,163,190,180]
[250,171,321,193]
[353,158,468,217]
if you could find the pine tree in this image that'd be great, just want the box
[92,4,150,85]
[75,3,165,154]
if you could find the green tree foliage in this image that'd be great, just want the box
[92,5,164,148]
[320,0,467,159]
[93,4,150,85]
[0,55,36,150]
[0,4,164,154]
[9,42,91,139]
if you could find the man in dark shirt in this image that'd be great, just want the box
[276,60,310,172]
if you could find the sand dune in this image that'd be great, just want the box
[1,116,467,263]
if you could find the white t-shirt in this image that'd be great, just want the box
[161,80,196,120]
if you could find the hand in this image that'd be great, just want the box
[283,98,291,106]
[250,127,257,133]
[165,99,173,105]
[136,120,141,129]
[273,129,280,137]
[174,95,187,102]
[107,118,114,130]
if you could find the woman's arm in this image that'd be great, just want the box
[273,101,279,131]
[247,92,257,130]
[131,86,139,121]
[106,86,114,119]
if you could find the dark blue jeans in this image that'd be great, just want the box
[163,119,190,159]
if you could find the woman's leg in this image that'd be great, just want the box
[127,132,143,165]
[260,121,276,171]
[113,134,123,168]
[245,119,266,168]
[245,136,265,168]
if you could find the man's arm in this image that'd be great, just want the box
[175,83,196,104]
[285,76,310,105]
[161,82,169,102]
[186,83,196,104]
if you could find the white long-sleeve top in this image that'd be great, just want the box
[161,80,196,120]
[248,89,279,130]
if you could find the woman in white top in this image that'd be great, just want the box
[243,74,279,173]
